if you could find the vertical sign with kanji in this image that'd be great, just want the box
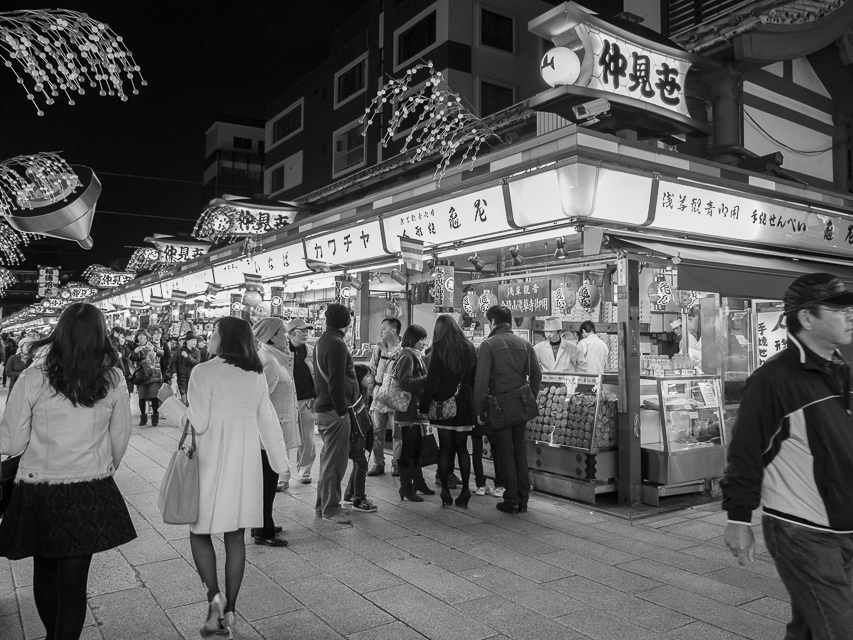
[433,261,455,314]
[753,301,787,369]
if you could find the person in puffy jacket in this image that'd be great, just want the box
[128,329,164,426]
[171,332,201,404]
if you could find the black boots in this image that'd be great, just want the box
[151,413,159,427]
[412,460,435,495]
[138,413,147,426]
[397,465,423,502]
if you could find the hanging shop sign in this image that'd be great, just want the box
[145,235,211,265]
[304,220,389,266]
[193,195,300,243]
[498,278,551,317]
[647,179,809,249]
[432,261,455,313]
[753,301,787,369]
[37,265,60,297]
[159,268,214,300]
[530,3,696,117]
[508,163,653,227]
[212,243,308,286]
[82,265,135,288]
[383,185,515,253]
[804,212,853,257]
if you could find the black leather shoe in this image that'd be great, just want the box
[254,533,288,547]
[496,502,519,514]
[518,505,528,513]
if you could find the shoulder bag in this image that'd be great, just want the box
[158,417,199,525]
[316,358,372,440]
[0,454,22,516]
[373,351,411,412]
[486,347,539,430]
[428,383,461,420]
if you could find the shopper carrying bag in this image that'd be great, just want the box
[158,416,199,524]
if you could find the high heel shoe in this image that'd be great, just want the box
[455,488,471,508]
[199,592,226,637]
[399,486,424,502]
[221,612,237,639]
[440,488,453,507]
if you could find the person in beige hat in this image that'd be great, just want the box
[533,317,588,374]
[250,317,300,547]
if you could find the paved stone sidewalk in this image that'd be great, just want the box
[1,402,788,639]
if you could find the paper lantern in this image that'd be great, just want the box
[242,290,263,309]
[577,281,601,309]
[478,290,497,313]
[540,47,581,87]
[555,285,576,314]
[648,279,673,309]
[674,289,697,310]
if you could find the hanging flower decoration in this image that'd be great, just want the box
[0,9,146,115]
[0,267,15,296]
[360,61,500,182]
[125,247,160,272]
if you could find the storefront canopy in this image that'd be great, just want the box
[609,235,853,300]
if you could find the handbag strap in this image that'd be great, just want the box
[177,418,196,456]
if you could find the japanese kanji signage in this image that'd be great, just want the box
[648,180,809,249]
[304,220,390,266]
[37,265,60,297]
[585,27,690,117]
[83,265,135,288]
[146,236,211,265]
[383,185,514,253]
[498,279,551,317]
[753,301,787,368]
[193,196,299,243]
[433,261,455,313]
[530,3,696,118]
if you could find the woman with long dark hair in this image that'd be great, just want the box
[392,324,432,502]
[419,315,477,507]
[0,303,136,640]
[158,316,287,638]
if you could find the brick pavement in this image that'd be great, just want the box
[0,398,788,640]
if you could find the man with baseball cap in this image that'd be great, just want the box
[722,273,853,637]
[286,318,317,485]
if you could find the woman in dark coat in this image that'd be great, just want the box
[171,332,201,404]
[393,324,433,502]
[419,315,477,507]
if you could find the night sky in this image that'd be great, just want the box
[1,1,365,274]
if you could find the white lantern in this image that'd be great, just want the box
[540,47,581,87]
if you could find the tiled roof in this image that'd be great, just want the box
[672,0,847,53]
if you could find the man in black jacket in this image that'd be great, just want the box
[312,304,360,525]
[474,305,542,514]
[722,273,853,638]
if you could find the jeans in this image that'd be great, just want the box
[314,410,350,518]
[296,399,316,478]
[370,408,393,467]
[253,450,279,539]
[489,423,528,507]
[345,434,368,501]
[762,516,853,639]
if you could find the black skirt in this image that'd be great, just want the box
[0,476,137,560]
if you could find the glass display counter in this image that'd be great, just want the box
[524,373,618,503]
[640,375,726,498]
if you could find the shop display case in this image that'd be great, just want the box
[640,375,726,503]
[524,373,618,503]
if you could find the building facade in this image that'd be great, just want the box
[202,117,266,203]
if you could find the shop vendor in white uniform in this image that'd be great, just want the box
[534,317,588,374]
[577,321,610,374]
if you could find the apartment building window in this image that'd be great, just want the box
[233,137,253,150]
[334,54,367,108]
[333,120,366,176]
[397,11,436,66]
[480,80,514,117]
[481,8,514,53]
[272,101,303,144]
[271,166,285,193]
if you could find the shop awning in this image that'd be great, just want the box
[610,236,853,300]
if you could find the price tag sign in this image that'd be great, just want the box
[697,382,717,407]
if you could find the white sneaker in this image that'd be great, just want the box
[493,486,505,498]
[475,486,491,496]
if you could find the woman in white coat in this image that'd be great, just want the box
[158,317,287,639]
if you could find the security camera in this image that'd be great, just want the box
[572,98,610,121]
